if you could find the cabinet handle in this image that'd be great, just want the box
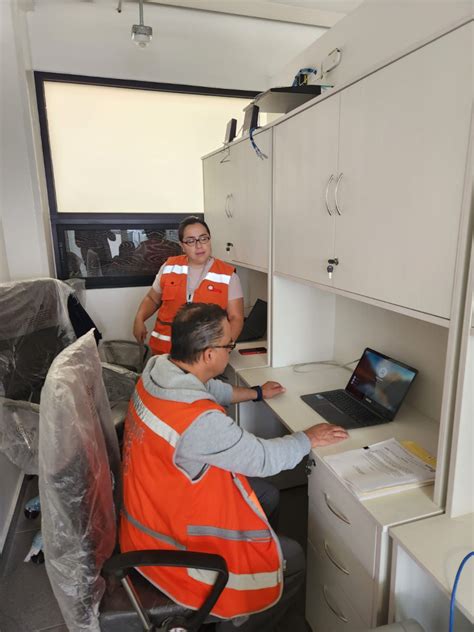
[325,174,335,216]
[324,493,351,525]
[334,172,343,215]
[228,193,234,218]
[322,585,349,623]
[224,195,230,218]
[324,540,350,575]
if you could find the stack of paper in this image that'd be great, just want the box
[324,438,436,500]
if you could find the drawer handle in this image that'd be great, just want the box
[324,493,351,525]
[324,540,350,575]
[322,585,349,623]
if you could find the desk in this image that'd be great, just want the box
[389,513,474,630]
[236,363,443,630]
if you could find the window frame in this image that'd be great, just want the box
[35,72,259,289]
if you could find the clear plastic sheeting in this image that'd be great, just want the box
[0,278,76,402]
[0,398,39,474]
[99,340,149,374]
[39,330,121,632]
[101,363,138,406]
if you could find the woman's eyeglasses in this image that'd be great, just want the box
[182,235,211,246]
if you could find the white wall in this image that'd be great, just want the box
[270,0,473,89]
[1,0,53,281]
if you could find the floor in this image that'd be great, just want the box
[0,476,308,632]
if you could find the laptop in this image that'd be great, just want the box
[300,348,418,429]
[237,299,267,343]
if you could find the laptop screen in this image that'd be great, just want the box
[345,348,418,420]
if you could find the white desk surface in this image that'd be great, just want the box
[237,363,442,527]
[391,512,474,623]
[228,340,268,373]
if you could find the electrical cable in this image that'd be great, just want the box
[449,550,474,632]
[292,67,318,87]
[293,358,359,373]
[249,128,268,160]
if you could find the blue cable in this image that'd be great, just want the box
[292,67,318,87]
[449,550,473,632]
[249,127,268,160]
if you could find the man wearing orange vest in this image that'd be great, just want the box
[120,303,348,631]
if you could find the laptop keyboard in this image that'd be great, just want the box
[323,390,381,424]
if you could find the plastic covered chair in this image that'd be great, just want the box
[0,278,138,474]
[39,330,228,632]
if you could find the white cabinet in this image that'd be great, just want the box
[274,96,339,286]
[273,24,472,320]
[306,457,384,629]
[203,130,272,272]
[334,24,472,319]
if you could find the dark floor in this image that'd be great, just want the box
[0,477,308,632]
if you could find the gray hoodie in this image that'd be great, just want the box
[141,355,311,480]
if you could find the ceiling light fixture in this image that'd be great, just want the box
[131,0,152,48]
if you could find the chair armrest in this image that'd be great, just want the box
[103,549,228,631]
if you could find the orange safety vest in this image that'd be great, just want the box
[120,379,283,620]
[150,255,235,355]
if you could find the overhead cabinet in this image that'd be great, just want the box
[274,24,472,320]
[203,130,272,272]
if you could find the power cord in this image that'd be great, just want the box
[293,358,359,374]
[292,67,318,87]
[249,127,268,160]
[449,551,473,632]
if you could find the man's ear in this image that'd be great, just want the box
[202,347,214,364]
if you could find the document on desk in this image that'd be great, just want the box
[324,438,436,499]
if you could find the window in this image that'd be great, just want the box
[35,73,258,288]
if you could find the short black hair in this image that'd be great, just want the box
[170,303,227,364]
[178,216,211,242]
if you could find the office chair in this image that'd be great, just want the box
[38,330,228,632]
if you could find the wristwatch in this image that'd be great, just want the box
[251,385,263,402]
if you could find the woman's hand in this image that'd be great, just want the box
[262,381,286,399]
[133,318,148,343]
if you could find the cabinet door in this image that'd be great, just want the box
[274,96,339,285]
[230,131,271,271]
[334,24,472,318]
[203,150,233,261]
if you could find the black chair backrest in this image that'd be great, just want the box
[0,279,76,402]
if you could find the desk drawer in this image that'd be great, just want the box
[306,540,368,632]
[308,499,375,623]
[308,458,377,573]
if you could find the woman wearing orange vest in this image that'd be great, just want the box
[133,216,244,355]
[121,303,348,630]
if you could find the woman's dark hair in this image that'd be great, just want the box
[170,303,227,364]
[178,216,211,242]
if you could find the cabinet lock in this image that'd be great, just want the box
[327,257,339,280]
[226,242,234,252]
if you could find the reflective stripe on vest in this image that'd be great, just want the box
[150,331,171,341]
[131,390,179,447]
[188,567,282,592]
[204,271,231,285]
[162,264,188,275]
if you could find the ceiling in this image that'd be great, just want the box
[145,0,364,27]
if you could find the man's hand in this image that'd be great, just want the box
[304,423,349,447]
[262,381,286,399]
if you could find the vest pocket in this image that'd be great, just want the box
[162,284,179,301]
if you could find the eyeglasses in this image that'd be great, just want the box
[182,235,211,247]
[209,341,236,352]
